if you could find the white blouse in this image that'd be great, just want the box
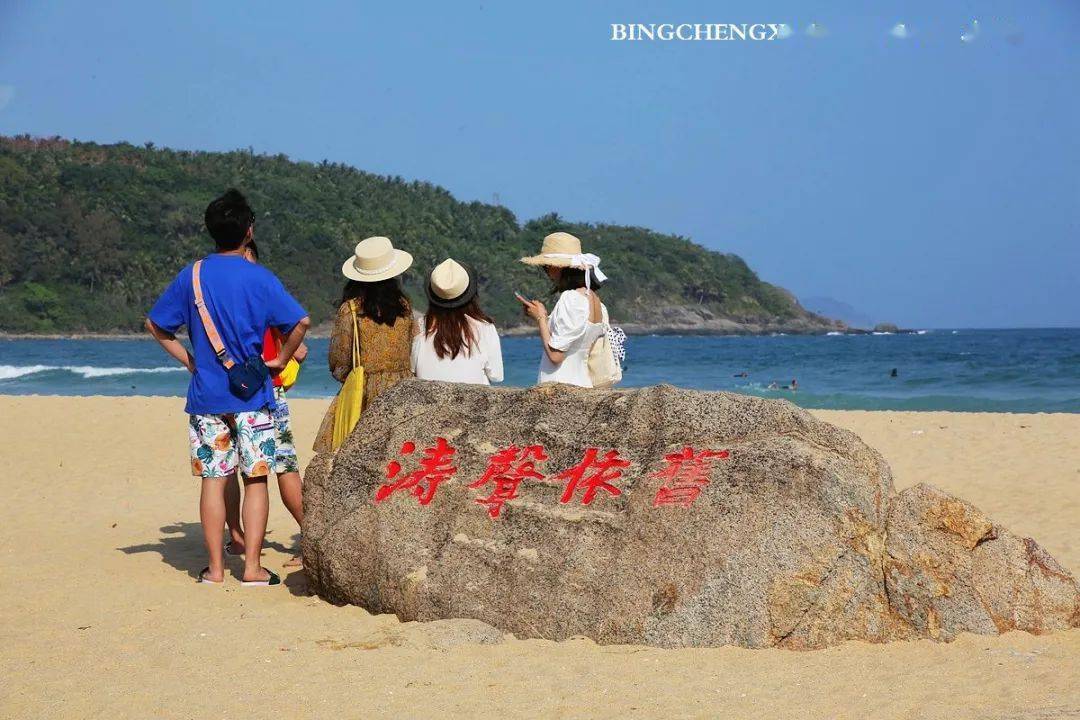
[412,315,504,385]
[538,289,609,388]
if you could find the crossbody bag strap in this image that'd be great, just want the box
[349,300,361,368]
[584,288,603,325]
[192,259,236,370]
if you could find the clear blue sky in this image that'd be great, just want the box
[1,1,1077,328]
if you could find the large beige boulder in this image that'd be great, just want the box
[302,381,1079,649]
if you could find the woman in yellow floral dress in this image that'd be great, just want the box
[313,237,416,453]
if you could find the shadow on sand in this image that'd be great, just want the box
[118,522,302,584]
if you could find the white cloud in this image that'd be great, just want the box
[805,22,828,39]
[889,23,910,40]
[775,24,794,40]
[0,85,14,111]
[960,19,980,44]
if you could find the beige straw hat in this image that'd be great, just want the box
[341,236,413,282]
[427,258,477,309]
[520,231,608,285]
[520,232,584,267]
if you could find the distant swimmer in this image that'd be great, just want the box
[768,378,798,391]
[890,368,898,377]
[734,371,749,378]
[790,378,798,391]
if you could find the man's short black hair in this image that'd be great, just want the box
[204,189,255,249]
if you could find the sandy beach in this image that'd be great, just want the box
[1,395,1077,720]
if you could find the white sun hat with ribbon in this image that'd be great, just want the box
[341,236,413,283]
[519,232,608,288]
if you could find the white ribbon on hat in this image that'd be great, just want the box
[352,258,398,276]
[540,253,608,289]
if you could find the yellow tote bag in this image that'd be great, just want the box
[331,301,364,451]
[278,358,301,390]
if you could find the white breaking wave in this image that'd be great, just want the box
[0,365,185,380]
[0,364,53,380]
[826,331,843,336]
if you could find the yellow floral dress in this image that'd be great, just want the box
[313,299,416,453]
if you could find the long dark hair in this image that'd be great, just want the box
[425,298,494,360]
[340,278,410,326]
[550,266,603,294]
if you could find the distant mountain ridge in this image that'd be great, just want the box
[0,135,840,334]
[801,296,876,329]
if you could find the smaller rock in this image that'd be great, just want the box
[885,483,1080,640]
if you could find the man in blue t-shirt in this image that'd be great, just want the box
[146,189,310,587]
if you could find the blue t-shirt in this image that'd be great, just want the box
[148,254,307,415]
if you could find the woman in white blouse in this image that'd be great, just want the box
[517,232,609,387]
[412,258,503,385]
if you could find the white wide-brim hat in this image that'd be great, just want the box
[520,231,608,285]
[341,236,413,282]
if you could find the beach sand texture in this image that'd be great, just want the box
[1,395,1077,719]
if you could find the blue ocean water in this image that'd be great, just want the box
[1,329,1078,413]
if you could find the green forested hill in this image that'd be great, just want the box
[0,136,834,333]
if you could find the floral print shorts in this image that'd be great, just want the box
[188,408,276,479]
[271,386,299,474]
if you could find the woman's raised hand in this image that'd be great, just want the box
[514,293,548,325]
[517,294,548,323]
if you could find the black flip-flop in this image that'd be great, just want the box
[198,567,223,585]
[241,568,281,587]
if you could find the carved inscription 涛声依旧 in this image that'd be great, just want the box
[374,439,731,516]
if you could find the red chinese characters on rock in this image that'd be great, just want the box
[373,439,718,514]
[651,447,730,508]
[556,448,631,505]
[376,437,457,506]
[468,445,548,518]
